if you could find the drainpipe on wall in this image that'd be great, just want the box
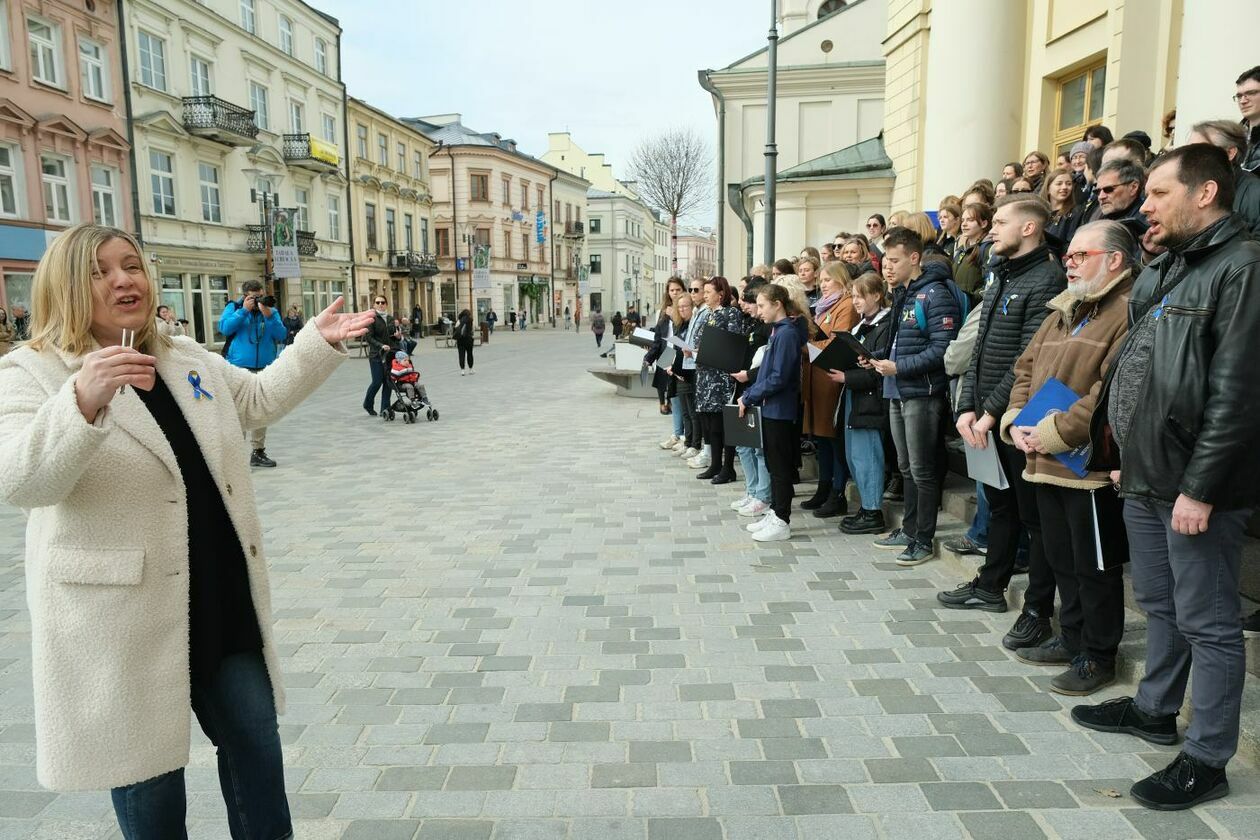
[548,170,557,326]
[696,69,725,277]
[115,0,143,244]
[728,183,754,272]
[337,30,358,310]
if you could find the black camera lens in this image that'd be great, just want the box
[262,295,277,308]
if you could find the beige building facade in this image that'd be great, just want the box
[0,0,132,314]
[550,168,588,324]
[121,0,350,347]
[346,97,435,322]
[675,226,717,282]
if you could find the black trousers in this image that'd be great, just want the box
[763,418,797,522]
[364,356,391,412]
[976,442,1055,616]
[678,387,701,448]
[1035,483,1126,666]
[457,344,474,369]
[698,411,734,473]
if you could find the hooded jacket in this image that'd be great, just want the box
[956,244,1066,420]
[872,261,960,400]
[219,299,286,370]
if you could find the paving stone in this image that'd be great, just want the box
[761,738,828,760]
[444,766,518,791]
[628,741,693,763]
[424,724,490,744]
[777,784,855,814]
[678,684,735,702]
[646,817,722,840]
[992,780,1077,809]
[592,763,659,788]
[958,811,1048,840]
[377,767,451,790]
[549,722,611,742]
[416,819,494,839]
[1121,808,1219,840]
[514,703,573,723]
[342,819,422,839]
[919,782,1003,811]
[759,699,821,718]
[730,761,800,785]
[865,758,940,784]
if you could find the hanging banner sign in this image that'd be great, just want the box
[271,207,300,278]
[472,244,492,290]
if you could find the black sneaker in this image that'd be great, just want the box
[1050,654,1116,696]
[1243,609,1260,635]
[1130,751,1229,810]
[937,579,1007,612]
[1004,610,1053,652]
[943,535,988,556]
[883,474,904,502]
[841,509,886,535]
[813,489,847,519]
[1070,696,1179,746]
[250,449,277,468]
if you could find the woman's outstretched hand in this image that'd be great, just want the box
[314,297,375,345]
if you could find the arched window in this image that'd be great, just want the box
[817,0,847,19]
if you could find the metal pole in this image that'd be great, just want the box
[763,0,778,266]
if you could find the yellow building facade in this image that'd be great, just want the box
[346,97,436,320]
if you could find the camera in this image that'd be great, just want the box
[261,295,277,308]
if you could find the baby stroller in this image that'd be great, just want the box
[385,351,439,423]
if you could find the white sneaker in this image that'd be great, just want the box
[687,454,710,469]
[672,440,688,453]
[753,515,792,542]
[738,499,770,517]
[679,446,698,459]
[746,513,776,532]
[460,371,466,376]
[729,495,752,511]
[469,369,476,375]
[660,435,679,450]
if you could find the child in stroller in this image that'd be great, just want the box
[386,351,438,423]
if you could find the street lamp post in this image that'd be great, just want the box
[763,0,779,265]
[243,167,282,301]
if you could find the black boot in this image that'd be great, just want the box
[883,473,904,502]
[813,488,847,518]
[696,466,720,480]
[250,449,277,468]
[800,482,830,510]
[841,508,886,535]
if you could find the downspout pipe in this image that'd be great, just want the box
[337,28,357,310]
[116,0,143,243]
[728,183,754,272]
[548,170,558,326]
[696,69,725,277]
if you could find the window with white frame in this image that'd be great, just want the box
[137,31,166,90]
[376,133,387,165]
[78,38,109,101]
[0,3,11,70]
[0,144,23,218]
[413,149,422,179]
[150,150,175,216]
[294,186,308,230]
[28,17,61,87]
[396,142,406,172]
[321,113,336,144]
[90,165,119,227]
[239,0,256,34]
[41,155,73,223]
[327,194,340,239]
[356,123,367,158]
[278,15,293,55]
[198,162,221,223]
[189,55,211,96]
[288,100,304,133]
[249,82,269,130]
[314,37,327,74]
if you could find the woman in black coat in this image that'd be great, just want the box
[454,309,475,375]
[827,271,893,534]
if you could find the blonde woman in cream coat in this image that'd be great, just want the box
[0,223,373,838]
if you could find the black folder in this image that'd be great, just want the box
[696,326,746,373]
[810,331,870,372]
[723,404,763,448]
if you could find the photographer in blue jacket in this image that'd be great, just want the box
[219,279,287,467]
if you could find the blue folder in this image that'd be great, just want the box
[1013,377,1090,478]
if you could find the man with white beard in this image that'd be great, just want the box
[999,220,1137,696]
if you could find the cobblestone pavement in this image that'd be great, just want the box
[1,327,1257,839]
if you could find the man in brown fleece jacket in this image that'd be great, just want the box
[1000,220,1137,696]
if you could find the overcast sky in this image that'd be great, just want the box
[318,0,772,206]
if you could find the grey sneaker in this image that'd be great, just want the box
[895,541,933,566]
[1050,655,1116,696]
[873,528,913,550]
[943,534,988,556]
[1015,634,1073,665]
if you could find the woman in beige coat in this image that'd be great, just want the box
[0,224,372,838]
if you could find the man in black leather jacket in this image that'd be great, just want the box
[1074,144,1260,811]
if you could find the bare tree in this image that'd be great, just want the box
[627,128,712,275]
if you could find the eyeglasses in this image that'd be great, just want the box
[1097,181,1135,196]
[866,222,881,228]
[1234,89,1260,102]
[374,300,387,305]
[689,287,702,292]
[1062,249,1109,267]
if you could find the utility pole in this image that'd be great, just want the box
[763,0,778,266]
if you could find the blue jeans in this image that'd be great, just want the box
[814,435,849,491]
[967,482,990,545]
[842,392,885,511]
[363,355,390,413]
[736,445,771,502]
[111,652,291,840]
[670,395,684,438]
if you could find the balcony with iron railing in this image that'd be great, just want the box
[245,225,318,257]
[182,96,259,146]
[387,249,439,277]
[282,133,340,173]
[562,220,585,238]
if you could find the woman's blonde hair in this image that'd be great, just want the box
[821,260,854,293]
[901,213,939,245]
[852,271,889,307]
[772,275,818,334]
[28,224,168,356]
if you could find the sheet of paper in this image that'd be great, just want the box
[963,434,1008,490]
[807,343,823,362]
[1091,489,1105,572]
[668,334,693,350]
[633,327,655,342]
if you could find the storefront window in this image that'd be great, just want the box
[3,271,34,320]
[208,276,229,343]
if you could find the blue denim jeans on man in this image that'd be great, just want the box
[737,445,771,503]
[110,652,291,840]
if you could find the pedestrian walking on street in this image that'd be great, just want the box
[591,309,606,347]
[486,308,497,334]
[455,308,475,375]
[0,222,373,838]
[1074,144,1260,811]
[282,305,303,347]
[611,311,623,341]
[508,310,516,331]
[219,278,287,467]
[564,305,571,330]
[362,294,397,416]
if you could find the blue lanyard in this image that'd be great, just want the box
[1070,317,1090,337]
[1151,294,1169,320]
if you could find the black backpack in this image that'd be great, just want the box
[219,300,239,356]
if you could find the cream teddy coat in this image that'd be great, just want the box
[0,322,345,791]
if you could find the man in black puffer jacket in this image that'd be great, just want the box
[867,227,960,566]
[942,195,1066,653]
